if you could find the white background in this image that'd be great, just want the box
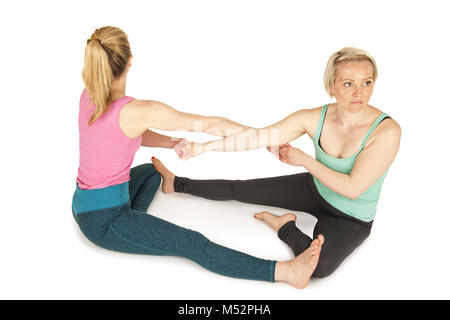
[1,0,449,299]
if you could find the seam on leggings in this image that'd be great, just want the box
[108,225,167,255]
[130,174,150,208]
[134,173,161,211]
[135,184,153,211]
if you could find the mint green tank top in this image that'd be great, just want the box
[312,104,390,222]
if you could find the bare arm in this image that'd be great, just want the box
[199,109,315,153]
[345,120,401,198]
[137,100,250,137]
[141,129,181,148]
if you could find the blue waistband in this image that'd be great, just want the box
[72,182,130,215]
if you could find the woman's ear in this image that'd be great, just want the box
[330,81,337,98]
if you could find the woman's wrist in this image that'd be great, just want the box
[170,138,181,148]
[300,153,314,168]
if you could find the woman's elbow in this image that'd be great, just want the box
[345,187,365,200]
[211,117,252,136]
[204,116,228,135]
[347,192,360,200]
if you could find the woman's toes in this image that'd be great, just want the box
[254,211,268,220]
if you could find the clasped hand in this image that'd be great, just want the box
[266,143,307,166]
[174,139,307,166]
[173,139,202,160]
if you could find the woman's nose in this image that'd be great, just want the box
[352,85,362,97]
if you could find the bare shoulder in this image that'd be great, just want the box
[126,98,164,110]
[123,99,175,121]
[297,105,323,115]
[120,99,167,135]
[291,105,323,122]
[120,99,146,126]
[118,99,147,138]
[375,115,401,138]
[121,98,147,117]
[296,105,325,138]
[366,113,401,149]
[368,105,401,133]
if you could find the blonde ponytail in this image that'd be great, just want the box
[81,27,132,125]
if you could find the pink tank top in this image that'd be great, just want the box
[77,89,142,190]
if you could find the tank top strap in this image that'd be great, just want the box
[359,112,390,151]
[313,104,329,143]
[110,96,135,117]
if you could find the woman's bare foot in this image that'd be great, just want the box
[275,235,325,289]
[151,157,175,193]
[254,211,297,232]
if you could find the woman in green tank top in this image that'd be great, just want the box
[154,47,401,287]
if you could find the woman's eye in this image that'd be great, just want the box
[364,81,372,86]
[343,82,351,87]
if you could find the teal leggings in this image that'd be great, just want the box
[72,163,276,282]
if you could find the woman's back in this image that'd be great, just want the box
[77,89,142,190]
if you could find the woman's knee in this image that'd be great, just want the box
[183,229,209,246]
[178,229,210,259]
[146,165,162,187]
[132,164,161,192]
[131,163,160,179]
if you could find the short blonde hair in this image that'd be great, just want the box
[82,26,132,125]
[324,47,378,98]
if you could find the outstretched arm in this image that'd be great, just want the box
[191,108,315,156]
[141,129,182,148]
[137,100,250,137]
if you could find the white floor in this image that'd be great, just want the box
[2,148,449,299]
[1,0,450,300]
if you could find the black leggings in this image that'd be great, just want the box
[174,172,372,278]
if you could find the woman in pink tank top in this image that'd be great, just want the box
[73,26,319,289]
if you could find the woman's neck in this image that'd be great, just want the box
[333,103,371,128]
[110,74,127,101]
